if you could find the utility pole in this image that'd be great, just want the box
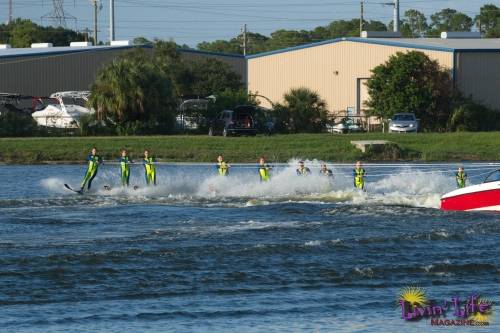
[383,0,400,32]
[241,24,247,56]
[393,0,400,33]
[109,0,115,42]
[93,0,98,45]
[360,1,364,36]
[8,0,13,24]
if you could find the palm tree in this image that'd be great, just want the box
[283,88,328,132]
[88,52,177,131]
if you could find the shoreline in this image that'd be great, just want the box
[0,133,499,164]
[1,160,500,166]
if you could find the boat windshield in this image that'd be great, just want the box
[483,169,500,183]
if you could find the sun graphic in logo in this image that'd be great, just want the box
[469,298,494,323]
[398,286,428,306]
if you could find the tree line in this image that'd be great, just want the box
[0,19,87,47]
[198,5,500,55]
[1,5,498,52]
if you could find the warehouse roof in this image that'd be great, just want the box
[247,37,500,59]
[0,45,141,59]
[0,44,244,59]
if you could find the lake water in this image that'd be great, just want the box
[0,161,499,332]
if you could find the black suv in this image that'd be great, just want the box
[208,107,257,137]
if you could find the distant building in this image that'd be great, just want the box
[0,44,246,97]
[2,37,500,119]
[247,37,500,115]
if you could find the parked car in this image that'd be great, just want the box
[328,118,364,134]
[208,108,257,137]
[389,113,419,133]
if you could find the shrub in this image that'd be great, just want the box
[279,88,329,133]
[448,95,500,132]
[0,112,38,137]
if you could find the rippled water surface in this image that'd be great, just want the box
[0,162,499,332]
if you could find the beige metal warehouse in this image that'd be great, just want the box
[246,37,500,118]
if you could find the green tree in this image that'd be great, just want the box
[475,4,500,37]
[312,19,387,40]
[196,19,387,55]
[152,40,193,97]
[197,32,269,55]
[187,58,242,96]
[278,88,329,133]
[0,18,85,47]
[133,36,153,45]
[0,111,39,137]
[448,94,500,131]
[428,8,473,36]
[365,51,452,131]
[265,29,311,50]
[401,9,428,37]
[197,39,242,54]
[88,49,177,133]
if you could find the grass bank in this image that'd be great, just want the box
[0,132,499,164]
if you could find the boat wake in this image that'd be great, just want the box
[35,160,479,209]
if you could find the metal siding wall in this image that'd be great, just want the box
[0,49,246,97]
[248,41,453,113]
[455,52,500,110]
[0,49,135,96]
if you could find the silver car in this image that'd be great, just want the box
[389,113,419,133]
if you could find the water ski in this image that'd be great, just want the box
[64,184,83,195]
[102,185,139,191]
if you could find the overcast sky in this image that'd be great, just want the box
[1,0,495,46]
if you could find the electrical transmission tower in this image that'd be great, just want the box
[41,0,77,29]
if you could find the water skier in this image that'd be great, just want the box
[80,147,103,192]
[119,149,132,187]
[258,157,272,182]
[296,161,311,176]
[456,166,467,188]
[216,155,230,176]
[320,163,333,178]
[143,150,156,186]
[353,161,366,190]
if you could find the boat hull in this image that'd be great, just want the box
[440,182,500,212]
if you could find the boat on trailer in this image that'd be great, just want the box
[440,169,500,212]
[31,91,93,128]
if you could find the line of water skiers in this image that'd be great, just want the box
[78,147,468,192]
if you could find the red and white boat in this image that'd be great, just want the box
[440,169,500,212]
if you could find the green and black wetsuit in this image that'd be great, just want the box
[143,157,156,186]
[80,154,102,190]
[353,168,366,190]
[258,163,271,182]
[119,156,132,186]
[456,171,467,188]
